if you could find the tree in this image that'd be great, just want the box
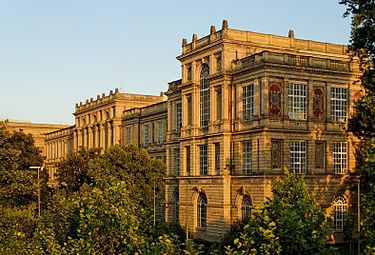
[0,127,45,253]
[225,170,333,255]
[87,144,165,208]
[57,148,101,192]
[340,0,375,253]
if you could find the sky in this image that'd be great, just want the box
[0,0,352,125]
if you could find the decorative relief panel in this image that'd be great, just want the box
[269,83,282,116]
[315,141,325,169]
[271,140,282,169]
[313,88,324,119]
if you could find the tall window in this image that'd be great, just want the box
[175,148,180,176]
[200,145,208,176]
[144,124,149,146]
[200,64,210,127]
[288,83,307,120]
[331,87,347,122]
[243,84,255,121]
[176,102,182,131]
[290,141,307,173]
[216,88,222,121]
[173,190,179,223]
[241,195,252,219]
[187,63,192,81]
[242,141,252,175]
[157,121,164,144]
[215,143,220,175]
[92,126,96,147]
[334,195,348,231]
[197,193,207,228]
[187,95,192,126]
[333,142,347,174]
[126,126,131,144]
[186,146,191,176]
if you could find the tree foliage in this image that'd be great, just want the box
[225,170,333,255]
[340,0,375,253]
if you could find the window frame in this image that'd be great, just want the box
[330,87,348,122]
[332,142,347,174]
[242,141,252,175]
[290,141,307,174]
[197,193,207,228]
[200,145,208,176]
[333,195,348,231]
[288,83,307,120]
[200,64,210,127]
[242,83,255,121]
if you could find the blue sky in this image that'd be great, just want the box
[0,0,351,124]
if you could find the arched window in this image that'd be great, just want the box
[241,195,252,219]
[200,64,210,127]
[197,193,207,228]
[334,195,348,231]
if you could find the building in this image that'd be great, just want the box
[163,21,361,242]
[36,20,361,243]
[0,119,70,159]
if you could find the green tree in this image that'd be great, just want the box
[88,144,165,208]
[225,170,333,255]
[340,0,375,253]
[57,148,101,192]
[0,127,45,253]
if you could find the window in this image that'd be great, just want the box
[173,190,179,223]
[197,193,207,228]
[315,141,325,169]
[187,95,192,126]
[243,84,255,121]
[186,146,191,176]
[216,55,222,72]
[216,88,222,121]
[334,195,348,231]
[290,141,307,173]
[176,102,182,131]
[288,83,307,120]
[333,142,347,174]
[200,64,210,127]
[157,121,164,144]
[126,126,131,144]
[144,124,149,146]
[152,122,155,144]
[92,126,96,147]
[215,143,220,175]
[331,87,347,122]
[200,145,208,176]
[187,63,192,81]
[241,195,252,219]
[242,141,252,174]
[175,148,180,176]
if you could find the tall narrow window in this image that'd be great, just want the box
[173,190,179,223]
[334,195,348,231]
[126,126,131,144]
[241,195,252,219]
[333,142,347,174]
[186,146,191,176]
[242,141,252,174]
[216,88,222,121]
[197,193,207,228]
[288,83,307,120]
[187,95,192,126]
[176,102,182,131]
[200,145,208,176]
[152,122,155,144]
[331,87,347,122]
[215,143,220,175]
[175,148,180,176]
[92,126,96,147]
[187,63,192,81]
[200,64,210,127]
[216,55,222,72]
[290,141,307,173]
[243,84,255,121]
[144,124,149,146]
[157,121,163,144]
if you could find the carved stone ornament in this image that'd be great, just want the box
[313,88,324,118]
[269,83,282,116]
